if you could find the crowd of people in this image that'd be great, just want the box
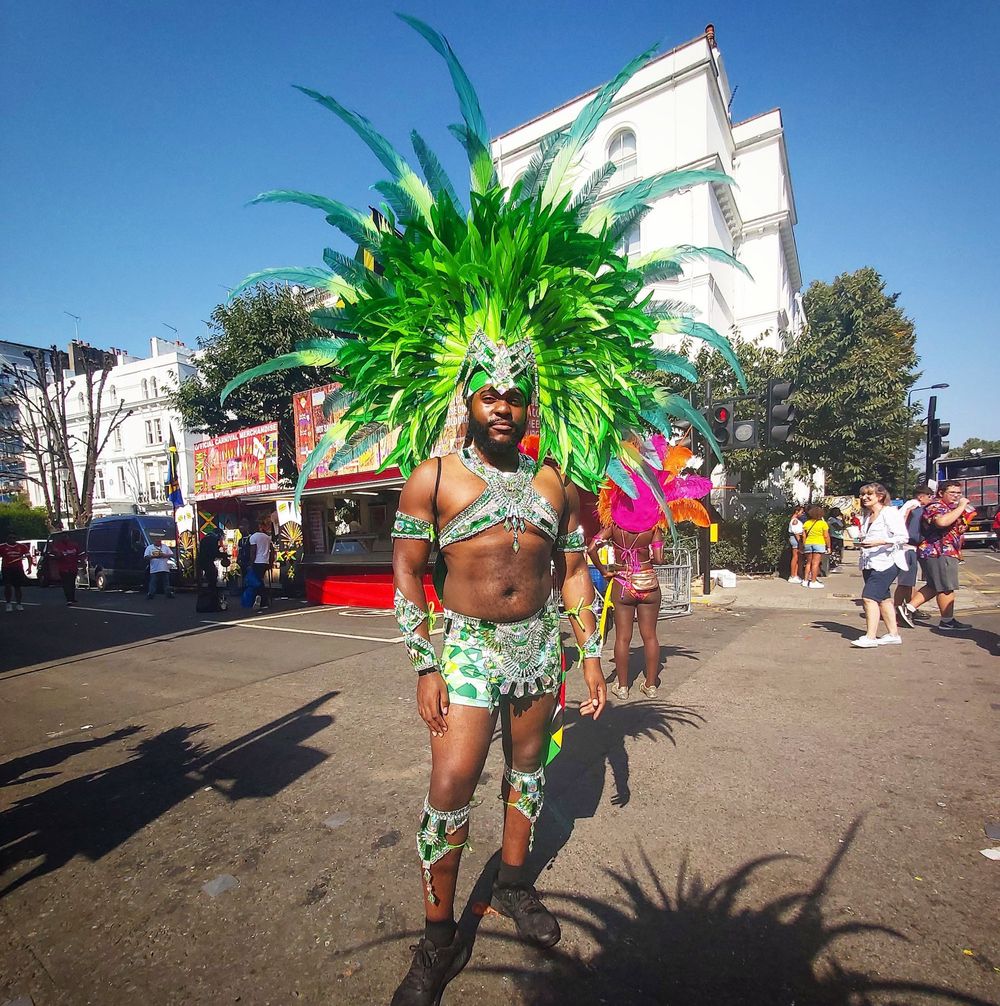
[786,480,977,646]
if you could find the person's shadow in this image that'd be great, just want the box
[459,699,703,943]
[811,620,863,641]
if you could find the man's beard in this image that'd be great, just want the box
[467,411,524,461]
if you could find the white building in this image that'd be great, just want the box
[24,337,199,521]
[491,24,803,352]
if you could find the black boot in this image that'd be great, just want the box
[491,883,561,948]
[390,932,470,1006]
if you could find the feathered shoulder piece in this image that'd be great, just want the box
[222,15,748,499]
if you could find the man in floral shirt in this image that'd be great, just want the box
[897,480,976,631]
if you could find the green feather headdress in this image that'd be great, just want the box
[222,15,748,501]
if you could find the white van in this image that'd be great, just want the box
[17,539,46,580]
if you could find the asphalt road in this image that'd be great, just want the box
[1,567,998,1005]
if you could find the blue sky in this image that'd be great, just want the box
[2,1,997,444]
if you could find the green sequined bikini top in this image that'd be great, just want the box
[438,447,560,553]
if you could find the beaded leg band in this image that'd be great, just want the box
[504,765,545,851]
[417,798,471,905]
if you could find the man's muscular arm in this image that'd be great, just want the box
[553,476,606,720]
[392,460,450,737]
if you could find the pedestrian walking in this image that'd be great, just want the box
[247,521,274,611]
[897,480,976,631]
[991,510,1000,552]
[0,533,31,611]
[143,535,175,599]
[892,485,933,617]
[800,506,831,588]
[851,483,908,647]
[49,535,85,605]
[787,505,806,583]
[827,508,845,567]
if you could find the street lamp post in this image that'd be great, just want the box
[903,383,949,495]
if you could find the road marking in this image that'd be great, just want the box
[981,554,1000,564]
[68,603,153,611]
[201,620,400,642]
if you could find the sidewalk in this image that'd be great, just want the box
[702,551,998,614]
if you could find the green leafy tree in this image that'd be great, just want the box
[0,498,49,538]
[683,334,785,485]
[170,286,332,478]
[950,436,1000,458]
[787,268,919,494]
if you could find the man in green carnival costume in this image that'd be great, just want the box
[223,16,746,1003]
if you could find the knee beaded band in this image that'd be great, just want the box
[504,764,545,851]
[417,798,471,905]
[394,589,439,673]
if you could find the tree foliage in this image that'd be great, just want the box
[950,437,1000,458]
[169,286,331,478]
[0,499,49,539]
[786,268,919,494]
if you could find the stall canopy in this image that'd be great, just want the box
[192,422,279,501]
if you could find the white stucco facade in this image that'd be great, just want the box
[491,27,803,352]
[24,337,200,520]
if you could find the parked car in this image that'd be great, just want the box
[16,538,46,580]
[84,515,178,591]
[36,529,88,587]
[38,516,178,591]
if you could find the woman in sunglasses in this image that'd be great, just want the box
[852,482,908,648]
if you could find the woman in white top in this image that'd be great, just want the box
[787,505,806,583]
[852,482,909,648]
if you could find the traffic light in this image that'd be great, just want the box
[924,395,950,481]
[766,378,796,445]
[708,402,734,449]
[732,416,759,449]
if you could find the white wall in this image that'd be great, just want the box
[492,31,802,355]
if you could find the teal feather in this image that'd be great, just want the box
[662,319,747,391]
[372,180,424,225]
[323,387,355,418]
[606,457,639,498]
[541,44,658,205]
[322,249,376,288]
[398,15,491,158]
[609,205,652,244]
[648,350,698,383]
[516,130,566,203]
[605,169,735,218]
[228,266,338,300]
[411,130,462,210]
[221,339,345,404]
[643,299,699,319]
[644,397,723,462]
[323,422,388,476]
[294,425,344,502]
[248,189,380,250]
[639,244,752,282]
[570,161,617,216]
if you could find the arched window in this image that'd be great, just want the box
[77,392,85,411]
[150,376,158,398]
[109,384,116,401]
[615,221,641,259]
[141,378,148,398]
[607,129,637,182]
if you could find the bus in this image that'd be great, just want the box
[934,454,999,545]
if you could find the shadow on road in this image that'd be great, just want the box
[0,692,338,897]
[811,620,863,641]
[0,725,143,788]
[473,819,995,1006]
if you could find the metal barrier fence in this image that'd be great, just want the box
[656,546,692,618]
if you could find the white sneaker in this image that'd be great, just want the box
[809,581,825,589]
[801,580,811,587]
[15,603,24,611]
[252,597,262,611]
[4,603,11,612]
[851,636,879,648]
[876,634,902,645]
[788,576,802,584]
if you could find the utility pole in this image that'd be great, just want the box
[698,381,713,596]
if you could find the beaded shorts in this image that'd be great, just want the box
[441,597,562,710]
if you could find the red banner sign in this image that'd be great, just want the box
[192,422,279,499]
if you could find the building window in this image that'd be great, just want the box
[117,465,126,493]
[154,418,162,442]
[113,428,122,451]
[109,384,116,400]
[141,378,149,398]
[150,376,158,398]
[607,129,637,182]
[615,221,641,259]
[96,469,106,500]
[145,419,154,445]
[77,392,85,412]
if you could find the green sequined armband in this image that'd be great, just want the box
[555,527,586,552]
[391,511,436,541]
[394,589,438,672]
[580,627,602,660]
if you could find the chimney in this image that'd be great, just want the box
[705,23,717,48]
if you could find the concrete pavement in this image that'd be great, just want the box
[1,576,998,1005]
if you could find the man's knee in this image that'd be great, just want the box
[428,767,479,810]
